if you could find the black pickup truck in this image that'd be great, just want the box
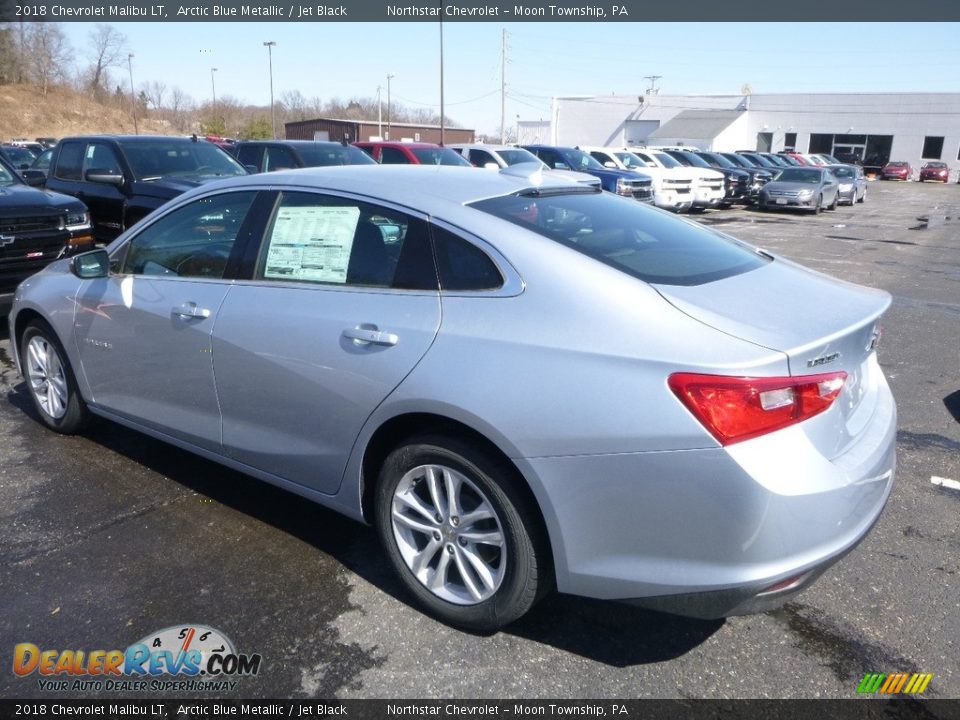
[43,135,247,243]
[0,155,92,314]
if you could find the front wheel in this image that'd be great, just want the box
[812,194,823,214]
[20,320,90,433]
[375,436,546,632]
[828,192,838,211]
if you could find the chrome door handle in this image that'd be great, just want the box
[172,303,211,319]
[342,327,399,346]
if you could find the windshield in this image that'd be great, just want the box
[123,141,247,179]
[497,148,541,166]
[776,168,823,183]
[0,158,22,186]
[924,162,946,168]
[411,147,472,166]
[722,154,751,168]
[471,190,768,287]
[672,151,710,169]
[3,146,36,165]
[831,166,855,178]
[651,151,681,168]
[560,148,604,171]
[886,162,907,167]
[297,145,376,166]
[700,152,734,169]
[613,152,649,170]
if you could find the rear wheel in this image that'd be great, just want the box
[20,320,89,434]
[375,435,546,632]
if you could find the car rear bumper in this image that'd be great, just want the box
[518,371,896,618]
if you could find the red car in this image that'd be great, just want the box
[353,141,471,166]
[881,161,912,181]
[919,162,950,183]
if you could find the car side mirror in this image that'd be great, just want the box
[85,168,124,185]
[20,170,45,186]
[483,162,499,170]
[244,164,259,174]
[71,249,110,279]
[603,161,616,169]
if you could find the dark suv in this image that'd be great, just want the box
[44,135,246,242]
[235,140,375,173]
[0,155,92,314]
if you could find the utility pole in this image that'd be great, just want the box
[377,85,382,139]
[643,75,662,95]
[439,18,445,145]
[386,73,395,139]
[263,41,277,139]
[127,53,138,134]
[500,29,507,144]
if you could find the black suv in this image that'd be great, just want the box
[44,135,247,242]
[233,140,376,173]
[0,155,92,314]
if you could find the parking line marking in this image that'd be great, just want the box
[930,476,960,491]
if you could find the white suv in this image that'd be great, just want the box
[633,147,726,210]
[583,146,693,212]
[448,144,601,189]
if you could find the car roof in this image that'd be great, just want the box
[354,141,443,149]
[177,165,584,214]
[236,140,345,147]
[60,135,212,144]
[448,143,526,152]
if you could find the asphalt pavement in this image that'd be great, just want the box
[1,179,958,700]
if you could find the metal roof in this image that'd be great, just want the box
[647,110,744,141]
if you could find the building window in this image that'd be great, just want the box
[784,132,797,150]
[922,136,944,160]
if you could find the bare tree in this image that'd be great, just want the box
[24,23,73,95]
[86,24,126,98]
[142,79,166,110]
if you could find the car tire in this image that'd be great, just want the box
[375,435,547,632]
[20,320,90,434]
[828,192,838,211]
[858,188,866,203]
[812,195,822,214]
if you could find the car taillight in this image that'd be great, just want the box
[667,371,847,445]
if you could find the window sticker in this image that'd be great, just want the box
[264,205,360,283]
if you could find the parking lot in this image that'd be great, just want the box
[1,179,958,700]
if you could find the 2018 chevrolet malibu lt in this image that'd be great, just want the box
[759,167,841,213]
[8,166,896,631]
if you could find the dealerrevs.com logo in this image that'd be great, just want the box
[13,624,262,693]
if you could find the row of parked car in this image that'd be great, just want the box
[2,132,953,314]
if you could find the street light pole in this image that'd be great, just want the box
[263,41,277,139]
[439,20,445,145]
[127,53,138,134]
[377,85,382,139]
[386,73,395,140]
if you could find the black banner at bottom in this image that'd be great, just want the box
[0,699,957,720]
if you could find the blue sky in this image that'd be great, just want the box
[59,22,960,136]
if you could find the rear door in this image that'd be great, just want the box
[213,189,441,494]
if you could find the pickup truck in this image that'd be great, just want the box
[521,145,653,202]
[582,146,694,211]
[0,154,92,314]
[43,135,247,242]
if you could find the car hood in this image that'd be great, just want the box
[763,180,823,193]
[652,255,890,377]
[0,183,84,213]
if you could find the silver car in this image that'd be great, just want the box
[759,167,842,213]
[828,164,867,205]
[8,166,896,631]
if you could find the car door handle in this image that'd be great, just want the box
[172,302,211,319]
[342,326,399,346]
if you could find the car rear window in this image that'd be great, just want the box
[470,191,768,287]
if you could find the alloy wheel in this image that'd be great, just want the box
[25,335,67,420]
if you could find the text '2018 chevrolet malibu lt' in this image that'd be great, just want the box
[8,165,896,631]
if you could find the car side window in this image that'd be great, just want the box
[379,147,410,165]
[122,191,257,279]
[264,146,298,172]
[54,142,85,181]
[257,192,436,290]
[538,150,568,171]
[431,225,504,291]
[470,149,496,167]
[85,143,122,174]
[236,145,261,168]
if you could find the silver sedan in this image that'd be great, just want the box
[759,167,842,213]
[828,164,868,205]
[8,166,896,631]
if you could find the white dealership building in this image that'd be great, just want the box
[517,92,960,171]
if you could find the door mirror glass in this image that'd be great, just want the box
[71,249,110,279]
